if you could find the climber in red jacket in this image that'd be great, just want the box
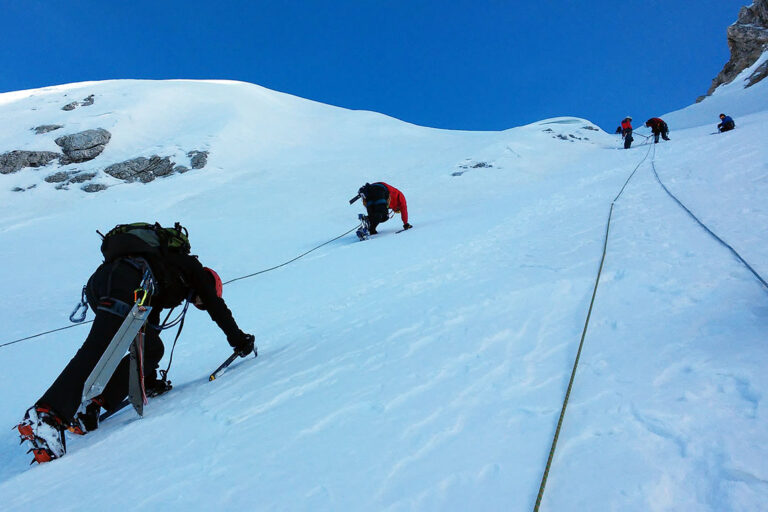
[645,117,670,143]
[350,182,411,238]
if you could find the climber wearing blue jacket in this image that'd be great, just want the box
[718,113,735,132]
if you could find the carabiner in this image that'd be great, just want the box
[134,287,149,306]
[69,286,89,323]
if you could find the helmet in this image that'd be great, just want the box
[193,267,223,310]
[626,116,632,121]
[719,113,726,118]
[205,267,223,298]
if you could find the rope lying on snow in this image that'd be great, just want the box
[534,142,653,511]
[649,152,768,292]
[0,224,361,349]
[535,141,768,510]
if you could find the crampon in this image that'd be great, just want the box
[16,406,67,464]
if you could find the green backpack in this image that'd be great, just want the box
[100,222,191,262]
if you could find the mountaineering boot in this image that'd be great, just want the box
[356,214,370,240]
[146,377,172,398]
[69,398,105,435]
[16,406,67,463]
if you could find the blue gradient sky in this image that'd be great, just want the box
[1,0,748,131]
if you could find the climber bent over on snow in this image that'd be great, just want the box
[645,117,670,143]
[17,222,255,464]
[351,182,412,239]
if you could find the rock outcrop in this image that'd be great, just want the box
[45,170,97,185]
[187,150,208,169]
[33,124,63,135]
[104,156,176,183]
[62,94,96,111]
[55,128,111,164]
[0,150,60,174]
[82,183,108,193]
[700,0,768,100]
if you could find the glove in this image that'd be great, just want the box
[403,223,412,230]
[230,332,255,358]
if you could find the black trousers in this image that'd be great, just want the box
[37,260,164,422]
[719,121,735,132]
[365,203,390,232]
[653,130,670,143]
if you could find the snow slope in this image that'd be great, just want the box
[0,69,766,511]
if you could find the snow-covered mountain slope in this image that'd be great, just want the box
[0,75,766,511]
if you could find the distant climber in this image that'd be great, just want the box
[645,117,671,143]
[615,116,633,149]
[350,182,411,239]
[16,222,255,464]
[717,113,735,132]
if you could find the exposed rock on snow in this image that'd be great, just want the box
[11,184,36,192]
[69,172,97,183]
[0,150,60,174]
[61,94,96,111]
[81,183,108,193]
[33,124,63,135]
[44,170,78,183]
[453,160,494,176]
[187,150,208,169]
[104,155,176,183]
[55,128,111,164]
[700,0,768,100]
[44,170,97,185]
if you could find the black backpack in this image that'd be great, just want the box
[100,222,191,262]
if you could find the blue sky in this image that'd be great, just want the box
[1,0,749,131]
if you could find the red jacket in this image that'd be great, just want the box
[621,119,632,131]
[645,117,666,131]
[380,182,408,224]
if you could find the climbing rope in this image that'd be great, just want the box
[223,224,359,285]
[534,142,653,511]
[650,151,768,292]
[0,224,361,349]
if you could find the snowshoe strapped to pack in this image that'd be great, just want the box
[100,222,191,263]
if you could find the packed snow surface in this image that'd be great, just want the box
[0,62,766,511]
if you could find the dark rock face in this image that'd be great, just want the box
[187,150,209,169]
[104,156,176,183]
[33,125,64,135]
[0,151,60,174]
[701,0,768,100]
[55,128,111,164]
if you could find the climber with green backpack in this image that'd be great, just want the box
[16,222,255,463]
